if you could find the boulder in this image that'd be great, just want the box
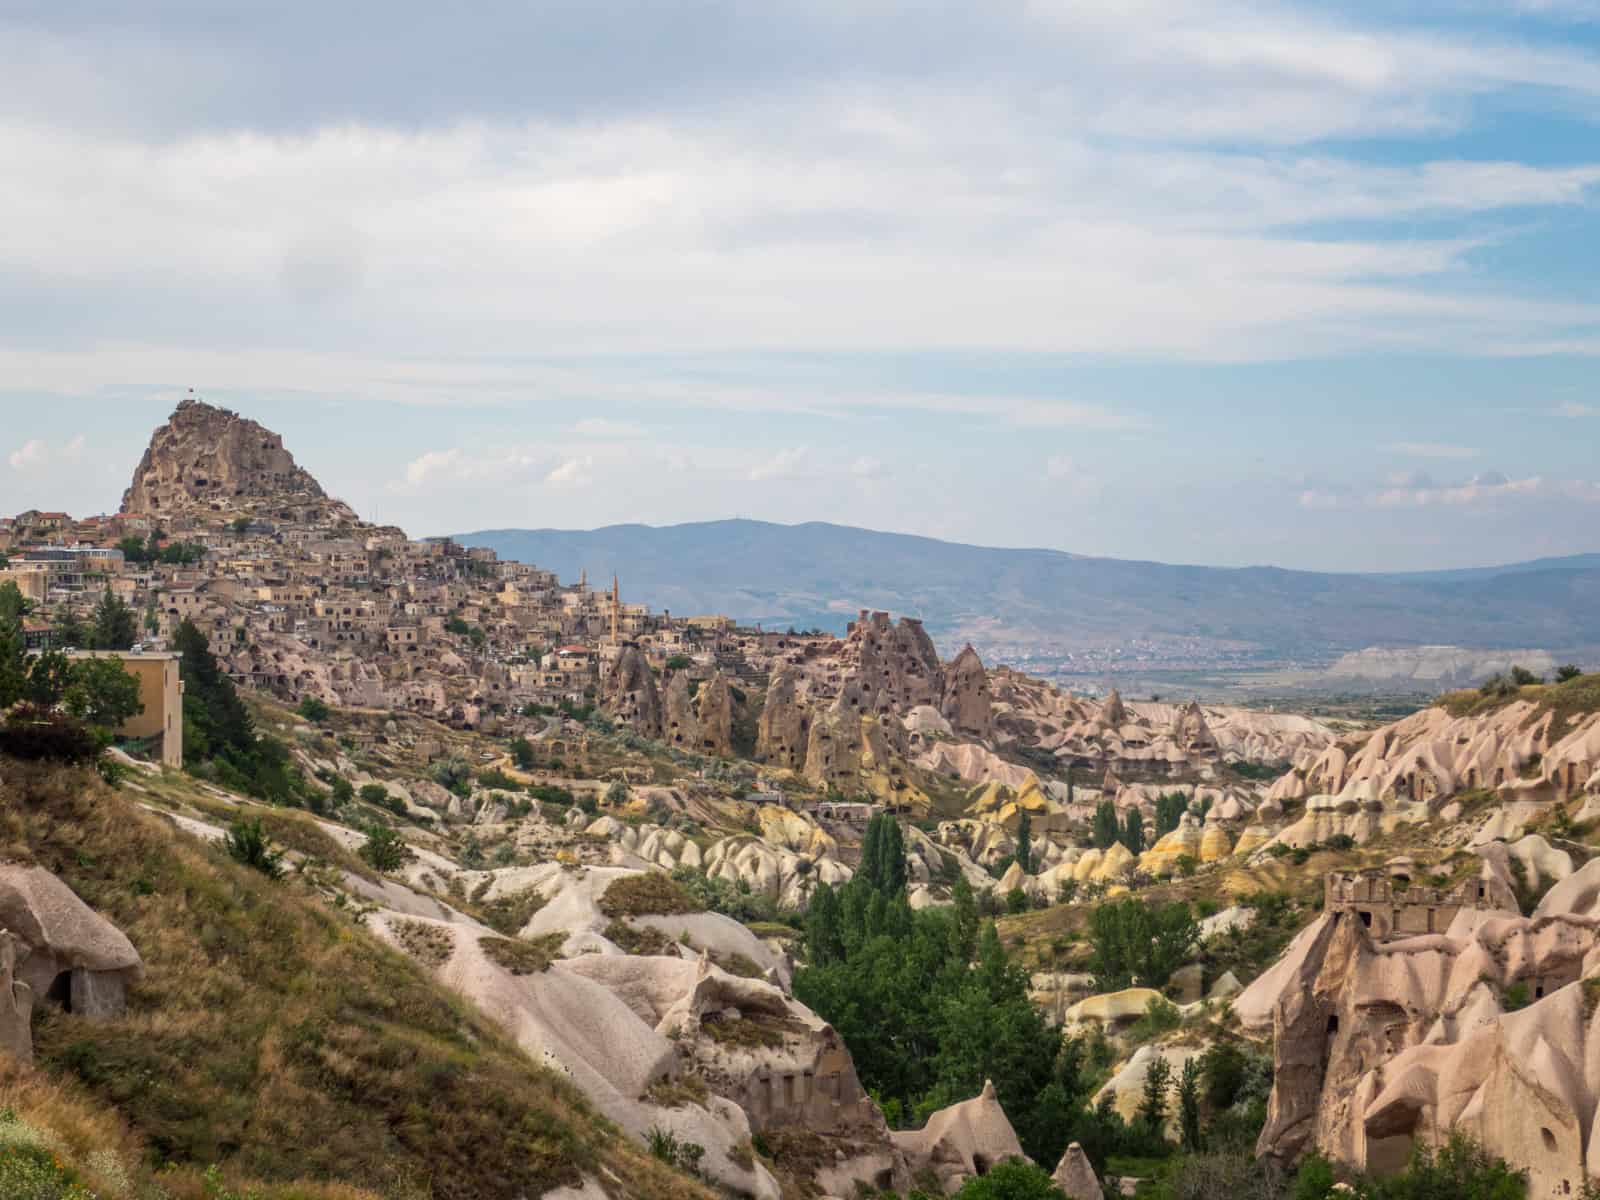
[1052,1142,1102,1200]
[891,1079,1027,1193]
[0,864,143,1019]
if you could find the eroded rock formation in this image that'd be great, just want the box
[122,397,354,523]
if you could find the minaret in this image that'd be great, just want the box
[610,574,620,644]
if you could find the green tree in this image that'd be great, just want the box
[1092,800,1118,850]
[21,649,72,709]
[858,813,908,897]
[0,584,28,709]
[1014,810,1033,875]
[329,776,354,806]
[1177,1056,1203,1152]
[1120,809,1144,856]
[1154,792,1188,839]
[509,736,536,769]
[90,588,138,650]
[1556,664,1584,683]
[360,824,414,872]
[62,657,144,729]
[1086,898,1200,992]
[53,609,89,650]
[1509,664,1544,687]
[1137,1055,1172,1139]
[175,619,254,763]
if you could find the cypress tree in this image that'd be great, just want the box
[1092,800,1119,850]
[1120,810,1144,856]
[1014,809,1033,875]
[90,588,138,650]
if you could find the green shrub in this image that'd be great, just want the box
[295,696,330,723]
[358,824,414,873]
[950,1158,1065,1198]
[223,818,286,881]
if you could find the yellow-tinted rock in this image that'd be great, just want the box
[1063,987,1164,1026]
[1199,825,1234,863]
[1233,825,1273,858]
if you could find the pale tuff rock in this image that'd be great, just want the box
[891,1079,1028,1194]
[661,669,735,757]
[941,645,994,739]
[0,865,144,1062]
[1052,1142,1102,1200]
[1273,700,1600,818]
[1094,1044,1204,1128]
[372,912,783,1199]
[123,397,355,524]
[1140,813,1206,877]
[1239,876,1600,1175]
[756,666,810,769]
[372,870,903,1200]
[602,646,663,738]
[695,671,735,758]
[1063,987,1166,1028]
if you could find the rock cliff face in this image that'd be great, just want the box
[602,646,662,738]
[662,670,735,757]
[941,645,994,739]
[1238,859,1600,1189]
[756,667,810,769]
[122,398,352,523]
[1271,699,1600,814]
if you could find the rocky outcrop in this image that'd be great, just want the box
[1240,882,1600,1175]
[891,1080,1027,1193]
[988,668,1335,771]
[1270,700,1600,817]
[1052,1142,1101,1199]
[602,646,662,739]
[0,865,143,1063]
[122,397,353,523]
[941,646,994,739]
[756,667,810,770]
[847,611,945,714]
[695,672,734,758]
[374,864,901,1199]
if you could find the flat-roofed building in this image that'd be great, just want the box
[65,651,185,769]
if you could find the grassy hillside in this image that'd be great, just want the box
[0,757,712,1200]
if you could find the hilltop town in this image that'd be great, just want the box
[2,399,1600,1200]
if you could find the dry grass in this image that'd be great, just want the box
[702,1011,802,1050]
[478,933,565,976]
[0,757,717,1200]
[605,920,674,956]
[599,873,705,918]
[643,1074,710,1109]
[392,919,454,969]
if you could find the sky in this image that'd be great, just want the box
[2,1,1599,573]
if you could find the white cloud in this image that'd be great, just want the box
[1046,455,1076,479]
[7,435,85,470]
[400,445,544,489]
[747,447,811,482]
[544,456,595,488]
[1370,471,1543,507]
[1555,401,1598,417]
[8,440,48,470]
[1381,441,1481,459]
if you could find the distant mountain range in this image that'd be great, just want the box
[457,520,1600,661]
